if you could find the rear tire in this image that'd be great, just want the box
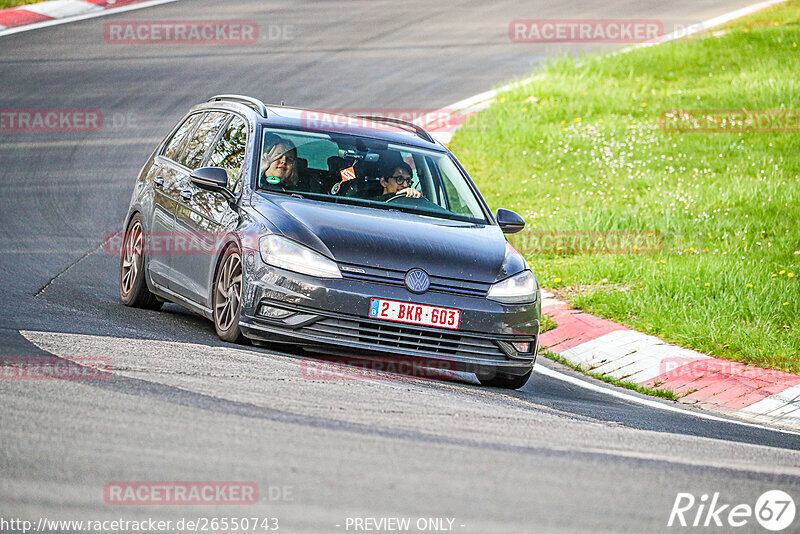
[477,368,532,389]
[119,214,162,310]
[213,244,244,343]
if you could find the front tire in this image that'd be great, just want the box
[477,368,532,389]
[213,244,244,343]
[119,214,162,310]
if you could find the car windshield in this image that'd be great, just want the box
[255,127,488,223]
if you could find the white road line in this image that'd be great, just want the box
[0,0,182,38]
[535,364,800,435]
[653,0,789,45]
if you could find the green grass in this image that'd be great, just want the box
[453,1,800,373]
[542,352,680,401]
[540,314,557,333]
[0,0,43,8]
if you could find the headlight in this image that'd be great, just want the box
[487,270,538,304]
[259,235,341,279]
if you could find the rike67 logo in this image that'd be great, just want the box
[668,490,795,531]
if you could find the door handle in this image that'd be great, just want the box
[153,176,165,187]
[180,190,193,202]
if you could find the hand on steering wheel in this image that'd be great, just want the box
[386,187,422,202]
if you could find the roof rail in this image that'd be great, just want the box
[355,115,435,143]
[208,94,268,118]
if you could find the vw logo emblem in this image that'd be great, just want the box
[404,268,430,294]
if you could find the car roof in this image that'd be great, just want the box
[193,98,448,152]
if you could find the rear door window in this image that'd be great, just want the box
[181,111,229,170]
[206,115,248,191]
[163,113,201,162]
[294,138,340,170]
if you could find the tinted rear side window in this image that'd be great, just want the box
[206,116,248,191]
[163,113,201,161]
[181,111,229,170]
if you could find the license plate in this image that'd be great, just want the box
[368,298,461,330]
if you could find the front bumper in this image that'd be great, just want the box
[239,249,541,376]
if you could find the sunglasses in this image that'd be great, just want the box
[390,174,411,185]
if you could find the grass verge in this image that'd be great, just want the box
[0,0,44,9]
[540,313,557,333]
[542,351,680,401]
[452,1,800,373]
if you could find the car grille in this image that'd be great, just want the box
[300,317,507,360]
[338,263,490,297]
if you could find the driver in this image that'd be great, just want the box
[377,162,421,201]
[260,135,299,190]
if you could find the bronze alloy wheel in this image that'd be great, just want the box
[119,214,162,310]
[213,245,244,342]
[120,220,142,297]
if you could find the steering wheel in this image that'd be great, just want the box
[386,193,419,203]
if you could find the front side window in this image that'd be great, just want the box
[181,112,228,170]
[207,116,248,192]
[256,128,487,223]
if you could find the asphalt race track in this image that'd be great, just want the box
[1,1,799,532]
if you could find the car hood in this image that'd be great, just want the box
[250,194,510,283]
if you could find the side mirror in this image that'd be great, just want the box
[496,208,525,234]
[190,167,234,201]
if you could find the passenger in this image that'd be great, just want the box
[260,136,299,189]
[377,162,421,200]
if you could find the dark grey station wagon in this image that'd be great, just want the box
[120,95,541,388]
